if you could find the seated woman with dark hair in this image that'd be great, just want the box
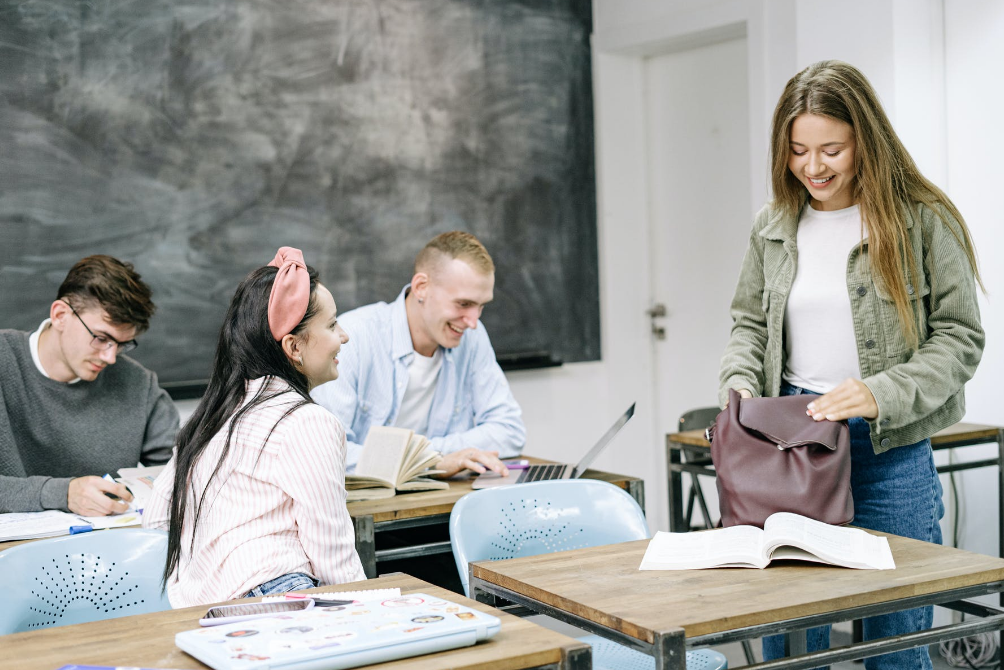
[144,247,365,608]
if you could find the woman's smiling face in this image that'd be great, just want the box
[788,113,858,211]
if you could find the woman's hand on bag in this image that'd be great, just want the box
[724,388,753,408]
[806,378,878,421]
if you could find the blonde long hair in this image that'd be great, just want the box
[769,60,982,348]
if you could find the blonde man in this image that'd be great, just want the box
[312,231,525,477]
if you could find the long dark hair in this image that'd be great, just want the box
[163,264,320,586]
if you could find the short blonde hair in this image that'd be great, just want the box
[415,231,494,276]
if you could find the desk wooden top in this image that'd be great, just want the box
[348,457,641,523]
[472,534,1004,643]
[667,421,1003,450]
[6,573,589,670]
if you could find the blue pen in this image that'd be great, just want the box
[69,525,93,535]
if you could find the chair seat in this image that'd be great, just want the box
[578,634,728,670]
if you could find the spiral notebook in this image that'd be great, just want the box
[175,592,501,670]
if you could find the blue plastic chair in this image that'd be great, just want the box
[0,528,171,635]
[449,479,727,670]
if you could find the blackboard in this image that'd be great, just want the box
[0,0,599,395]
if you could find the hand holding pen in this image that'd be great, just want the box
[65,474,133,517]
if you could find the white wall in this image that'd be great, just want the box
[942,0,1004,560]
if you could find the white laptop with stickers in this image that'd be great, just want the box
[176,592,500,670]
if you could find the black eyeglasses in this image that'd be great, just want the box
[62,301,139,354]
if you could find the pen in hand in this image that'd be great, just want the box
[102,474,133,502]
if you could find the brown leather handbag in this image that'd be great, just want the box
[707,389,853,528]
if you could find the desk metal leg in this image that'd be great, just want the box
[352,515,376,579]
[562,645,592,670]
[667,437,686,532]
[998,429,1004,605]
[654,629,688,670]
[626,479,646,513]
[784,629,808,658]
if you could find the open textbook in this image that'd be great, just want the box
[639,512,896,571]
[345,426,447,501]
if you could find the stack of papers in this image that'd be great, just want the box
[0,510,90,541]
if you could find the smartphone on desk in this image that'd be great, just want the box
[199,598,314,626]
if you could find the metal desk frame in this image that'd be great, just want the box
[472,572,1004,670]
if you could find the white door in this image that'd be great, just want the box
[644,37,755,525]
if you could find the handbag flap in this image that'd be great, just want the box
[737,395,845,450]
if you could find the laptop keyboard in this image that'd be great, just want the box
[517,464,567,483]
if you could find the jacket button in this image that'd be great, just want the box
[865,339,876,349]
[881,418,890,426]
[881,438,891,448]
[856,286,867,297]
[907,283,915,295]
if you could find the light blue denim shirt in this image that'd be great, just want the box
[311,286,526,470]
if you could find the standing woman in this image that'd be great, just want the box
[720,61,984,670]
[144,247,366,607]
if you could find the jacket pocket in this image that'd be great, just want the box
[873,279,930,358]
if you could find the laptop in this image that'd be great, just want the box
[176,592,500,670]
[472,402,636,489]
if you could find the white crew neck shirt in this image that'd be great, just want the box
[782,204,865,393]
[393,348,444,435]
[29,319,81,384]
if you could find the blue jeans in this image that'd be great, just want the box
[244,572,318,598]
[762,383,945,670]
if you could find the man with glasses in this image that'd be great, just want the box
[0,255,179,515]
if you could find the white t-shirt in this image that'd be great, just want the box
[29,318,80,383]
[782,204,864,393]
[393,348,444,435]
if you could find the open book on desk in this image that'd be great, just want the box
[639,512,896,571]
[346,426,447,501]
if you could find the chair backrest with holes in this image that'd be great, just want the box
[0,528,171,634]
[449,479,649,597]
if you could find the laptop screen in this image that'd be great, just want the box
[570,402,636,479]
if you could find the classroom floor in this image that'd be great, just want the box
[529,616,960,669]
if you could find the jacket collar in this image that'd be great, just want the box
[759,202,802,243]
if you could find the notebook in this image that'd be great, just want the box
[175,592,501,670]
[472,402,636,489]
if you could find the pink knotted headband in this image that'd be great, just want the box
[267,246,310,340]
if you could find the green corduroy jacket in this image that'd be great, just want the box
[719,200,985,454]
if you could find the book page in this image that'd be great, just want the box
[639,526,768,570]
[397,439,442,483]
[0,510,87,541]
[116,464,166,512]
[396,477,449,492]
[763,512,895,570]
[355,426,413,485]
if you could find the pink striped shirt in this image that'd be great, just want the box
[143,377,366,608]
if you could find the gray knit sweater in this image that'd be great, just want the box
[0,329,179,512]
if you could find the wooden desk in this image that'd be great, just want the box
[349,459,644,579]
[0,459,643,581]
[6,573,591,670]
[666,422,1004,554]
[470,534,1004,670]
